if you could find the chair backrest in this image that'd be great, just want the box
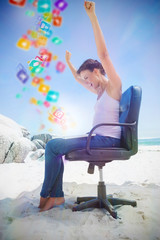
[119,86,142,153]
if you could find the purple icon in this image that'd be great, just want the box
[54,0,68,11]
[16,69,29,84]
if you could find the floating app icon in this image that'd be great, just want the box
[43,12,52,23]
[54,0,68,11]
[53,109,64,120]
[37,35,48,46]
[32,0,38,7]
[52,36,62,45]
[16,93,22,98]
[30,31,38,39]
[37,100,43,106]
[52,8,60,16]
[53,55,58,61]
[46,90,59,102]
[17,38,31,50]
[37,0,51,13]
[25,10,35,16]
[53,16,62,27]
[31,77,40,86]
[56,61,65,72]
[29,59,41,68]
[38,83,50,94]
[40,21,51,32]
[45,29,53,38]
[16,64,29,84]
[9,0,26,7]
[30,97,37,104]
[31,65,44,74]
[39,49,52,62]
[45,75,51,80]
[44,101,50,107]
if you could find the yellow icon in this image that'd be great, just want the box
[43,12,52,23]
[53,55,58,61]
[37,36,48,47]
[30,97,37,104]
[17,38,31,51]
[31,31,38,39]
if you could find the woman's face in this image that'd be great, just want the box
[80,69,101,91]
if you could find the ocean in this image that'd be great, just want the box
[138,138,160,146]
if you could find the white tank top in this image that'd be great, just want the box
[92,90,121,139]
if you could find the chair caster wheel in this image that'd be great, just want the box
[72,207,77,212]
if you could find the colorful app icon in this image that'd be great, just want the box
[31,65,44,74]
[37,100,43,105]
[29,59,41,68]
[53,55,58,61]
[25,10,35,16]
[54,0,68,11]
[30,97,37,104]
[9,0,26,7]
[45,29,53,38]
[40,21,51,32]
[46,90,59,102]
[37,36,48,46]
[44,101,50,107]
[31,76,41,86]
[52,36,62,45]
[30,31,38,39]
[43,12,52,23]
[32,0,38,7]
[39,49,52,62]
[17,38,31,50]
[53,109,64,119]
[56,61,65,72]
[37,0,51,13]
[52,8,60,16]
[53,16,62,27]
[17,68,29,84]
[38,83,50,94]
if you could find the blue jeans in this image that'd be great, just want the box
[40,135,121,198]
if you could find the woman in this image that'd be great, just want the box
[39,1,122,212]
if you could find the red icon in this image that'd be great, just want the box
[9,0,26,7]
[52,8,60,16]
[39,48,52,62]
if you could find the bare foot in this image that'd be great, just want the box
[38,197,49,208]
[40,197,65,212]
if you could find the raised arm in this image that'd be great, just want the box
[84,1,122,90]
[65,50,97,94]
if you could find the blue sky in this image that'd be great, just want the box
[0,0,160,138]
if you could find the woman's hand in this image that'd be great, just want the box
[65,50,71,64]
[84,1,96,18]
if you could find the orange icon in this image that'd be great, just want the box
[38,83,50,93]
[53,16,62,27]
[37,35,48,46]
[17,38,31,50]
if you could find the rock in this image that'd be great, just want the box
[0,114,36,164]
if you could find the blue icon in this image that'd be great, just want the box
[37,0,51,13]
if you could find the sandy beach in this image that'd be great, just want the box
[0,145,160,240]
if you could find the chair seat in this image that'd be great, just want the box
[65,147,132,162]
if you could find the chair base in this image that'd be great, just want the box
[72,182,137,219]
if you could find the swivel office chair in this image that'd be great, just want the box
[65,85,142,219]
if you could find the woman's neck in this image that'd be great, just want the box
[97,77,108,99]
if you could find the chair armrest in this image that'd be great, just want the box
[86,121,136,155]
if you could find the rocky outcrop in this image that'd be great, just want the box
[0,114,36,163]
[0,114,58,163]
